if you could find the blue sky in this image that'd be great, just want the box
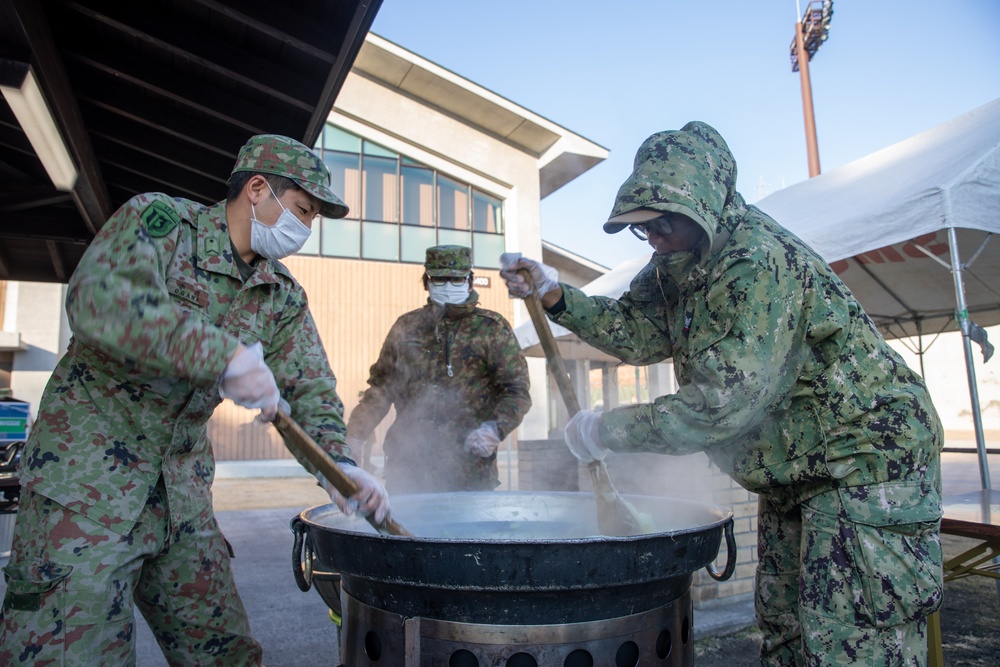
[371,1,1000,269]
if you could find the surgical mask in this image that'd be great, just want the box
[428,281,470,306]
[250,181,312,260]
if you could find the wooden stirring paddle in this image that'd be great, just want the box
[272,410,412,537]
[517,270,649,536]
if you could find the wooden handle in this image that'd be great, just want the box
[518,270,645,536]
[272,410,412,537]
[519,269,581,416]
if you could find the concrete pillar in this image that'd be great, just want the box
[5,282,69,418]
[521,357,551,440]
[648,361,677,398]
[601,363,619,410]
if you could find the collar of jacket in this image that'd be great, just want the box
[207,201,291,288]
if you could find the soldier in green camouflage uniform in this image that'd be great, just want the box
[346,245,531,493]
[501,122,943,666]
[1,135,388,666]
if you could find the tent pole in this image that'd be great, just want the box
[948,227,992,490]
[916,319,926,379]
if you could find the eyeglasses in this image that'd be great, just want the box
[428,276,470,286]
[629,216,673,241]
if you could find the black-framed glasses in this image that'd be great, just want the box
[629,216,673,241]
[428,275,470,286]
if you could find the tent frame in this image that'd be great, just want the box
[947,227,993,490]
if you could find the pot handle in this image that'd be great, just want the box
[290,516,314,592]
[706,517,737,582]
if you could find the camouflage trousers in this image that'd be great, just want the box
[1,480,263,666]
[755,480,943,666]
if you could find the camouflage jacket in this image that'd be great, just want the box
[20,193,350,536]
[347,293,531,493]
[553,122,942,510]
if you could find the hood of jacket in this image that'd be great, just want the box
[606,121,748,261]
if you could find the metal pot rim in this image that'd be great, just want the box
[297,490,734,543]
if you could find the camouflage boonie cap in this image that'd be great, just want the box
[425,245,472,277]
[229,134,349,219]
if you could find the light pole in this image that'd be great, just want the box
[790,0,833,178]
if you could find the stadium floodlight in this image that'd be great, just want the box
[789,0,833,177]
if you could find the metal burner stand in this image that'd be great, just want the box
[338,588,694,667]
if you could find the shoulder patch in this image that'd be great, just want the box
[141,200,182,237]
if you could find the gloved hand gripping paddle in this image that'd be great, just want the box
[272,410,412,537]
[517,270,650,536]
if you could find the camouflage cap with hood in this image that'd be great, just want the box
[604,121,746,260]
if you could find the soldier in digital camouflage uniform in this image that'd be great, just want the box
[346,245,531,494]
[0,134,389,666]
[501,122,943,666]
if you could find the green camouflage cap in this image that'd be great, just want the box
[229,134,349,219]
[425,245,472,277]
[604,121,736,247]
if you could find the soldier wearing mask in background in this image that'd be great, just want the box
[1,134,386,666]
[501,122,943,666]
[346,245,531,494]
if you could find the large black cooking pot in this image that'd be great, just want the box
[291,491,735,625]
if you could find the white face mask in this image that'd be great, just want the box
[428,281,470,306]
[250,181,312,260]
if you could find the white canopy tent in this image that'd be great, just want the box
[520,98,1000,487]
[757,97,1000,338]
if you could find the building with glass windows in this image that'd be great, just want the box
[308,124,507,270]
[215,33,611,461]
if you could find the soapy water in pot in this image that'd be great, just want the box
[311,492,700,541]
[422,519,589,540]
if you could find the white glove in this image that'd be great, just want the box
[464,422,501,458]
[499,253,560,299]
[220,342,281,421]
[255,398,290,425]
[321,464,390,525]
[564,410,610,463]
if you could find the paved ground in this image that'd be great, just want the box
[2,451,997,666]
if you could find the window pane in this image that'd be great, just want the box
[473,232,505,269]
[324,151,361,218]
[297,226,320,255]
[401,226,437,264]
[473,190,503,233]
[362,155,397,222]
[437,175,469,230]
[321,218,360,258]
[362,221,399,261]
[401,165,434,226]
[323,125,361,153]
[363,140,397,158]
[438,229,471,248]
